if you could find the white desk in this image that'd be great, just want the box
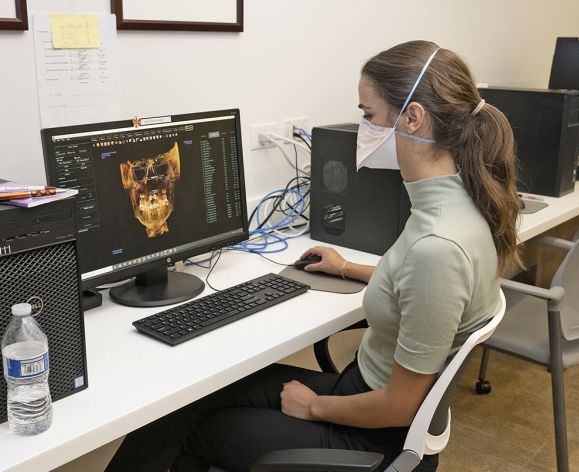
[2,186,579,472]
[0,238,379,472]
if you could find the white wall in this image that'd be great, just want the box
[0,0,577,202]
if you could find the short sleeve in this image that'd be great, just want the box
[393,236,473,374]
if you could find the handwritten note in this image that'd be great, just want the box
[33,13,119,128]
[50,14,100,49]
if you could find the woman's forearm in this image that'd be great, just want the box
[343,261,375,283]
[310,388,413,428]
[307,364,436,429]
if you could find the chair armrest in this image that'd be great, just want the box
[536,236,574,252]
[500,279,565,310]
[250,449,383,472]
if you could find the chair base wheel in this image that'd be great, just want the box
[475,380,491,395]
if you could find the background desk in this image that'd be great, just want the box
[2,185,579,472]
[517,184,579,243]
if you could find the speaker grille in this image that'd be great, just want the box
[0,241,87,423]
[322,160,348,193]
[321,203,345,235]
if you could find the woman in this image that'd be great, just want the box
[107,40,521,472]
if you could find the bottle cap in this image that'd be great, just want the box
[11,303,32,316]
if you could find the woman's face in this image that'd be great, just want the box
[357,75,396,127]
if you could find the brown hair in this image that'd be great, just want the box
[362,40,522,275]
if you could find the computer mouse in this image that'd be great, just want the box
[293,255,322,270]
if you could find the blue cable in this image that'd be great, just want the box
[182,182,309,282]
[296,127,312,143]
[235,233,289,254]
[231,186,309,255]
[185,250,219,267]
[187,184,310,264]
[255,188,306,230]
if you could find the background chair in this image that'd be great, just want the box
[475,236,579,472]
[249,290,506,472]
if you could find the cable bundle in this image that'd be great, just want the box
[235,176,310,254]
[187,130,312,279]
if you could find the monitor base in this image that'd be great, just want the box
[109,269,205,308]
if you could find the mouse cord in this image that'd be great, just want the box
[227,247,293,267]
[205,249,223,292]
[253,250,294,266]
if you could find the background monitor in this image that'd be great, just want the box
[42,109,249,308]
[549,37,579,90]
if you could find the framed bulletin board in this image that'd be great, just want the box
[0,0,27,30]
[111,0,243,32]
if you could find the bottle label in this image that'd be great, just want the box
[3,352,49,379]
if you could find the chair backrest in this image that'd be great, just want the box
[551,239,579,341]
[385,289,506,472]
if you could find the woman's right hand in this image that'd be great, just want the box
[298,246,347,276]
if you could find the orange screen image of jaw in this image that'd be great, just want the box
[120,142,181,238]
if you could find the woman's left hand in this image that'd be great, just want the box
[280,380,319,421]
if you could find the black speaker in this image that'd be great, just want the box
[0,198,88,423]
[310,123,411,256]
[479,87,579,197]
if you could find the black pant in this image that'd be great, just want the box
[106,361,438,472]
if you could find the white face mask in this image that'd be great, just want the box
[356,48,440,171]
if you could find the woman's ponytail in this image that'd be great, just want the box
[455,103,523,275]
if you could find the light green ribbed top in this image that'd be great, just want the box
[357,173,501,390]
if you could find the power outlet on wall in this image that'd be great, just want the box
[283,117,308,139]
[250,122,279,150]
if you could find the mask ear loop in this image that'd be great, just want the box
[392,47,440,129]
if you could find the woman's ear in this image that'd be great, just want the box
[401,102,426,133]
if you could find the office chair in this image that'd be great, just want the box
[475,236,579,472]
[248,290,506,472]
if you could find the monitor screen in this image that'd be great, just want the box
[549,37,579,90]
[42,109,249,308]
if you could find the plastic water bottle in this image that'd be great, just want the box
[1,303,52,435]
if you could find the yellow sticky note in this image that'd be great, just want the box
[50,14,100,49]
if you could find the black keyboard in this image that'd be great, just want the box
[133,273,310,346]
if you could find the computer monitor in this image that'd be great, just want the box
[41,109,249,308]
[549,37,579,90]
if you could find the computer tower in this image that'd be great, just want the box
[479,87,579,197]
[0,198,88,423]
[310,123,411,256]
[549,37,579,91]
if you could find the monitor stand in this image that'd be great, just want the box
[109,266,205,308]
